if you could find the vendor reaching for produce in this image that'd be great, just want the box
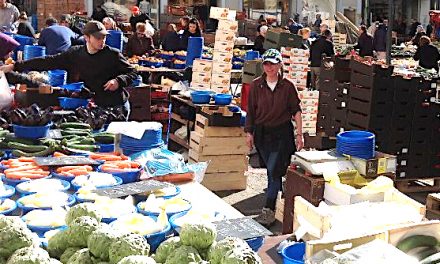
[0,21,137,109]
[245,49,303,226]
[125,22,154,58]
[414,36,440,72]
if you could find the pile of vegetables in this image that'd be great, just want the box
[58,87,94,100]
[100,161,141,173]
[1,157,50,180]
[9,104,54,127]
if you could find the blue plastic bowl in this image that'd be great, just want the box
[98,143,115,153]
[232,63,243,69]
[214,94,233,105]
[143,215,171,252]
[102,205,137,224]
[173,63,186,69]
[98,165,141,184]
[246,236,264,252]
[160,53,174,60]
[190,91,214,104]
[146,61,163,68]
[281,243,305,264]
[13,122,52,139]
[58,97,89,110]
[0,184,15,199]
[22,216,67,237]
[137,199,192,218]
[16,179,70,196]
[0,200,17,216]
[1,174,51,187]
[176,55,187,61]
[51,171,82,183]
[60,82,84,92]
[17,194,76,214]
[73,193,95,203]
[71,176,122,192]
[134,186,181,203]
[169,211,225,234]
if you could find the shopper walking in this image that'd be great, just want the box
[0,0,19,33]
[245,49,303,226]
[310,30,334,89]
[414,36,440,71]
[355,25,373,57]
[373,21,387,60]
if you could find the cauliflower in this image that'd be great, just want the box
[116,256,157,264]
[6,246,51,264]
[66,248,93,264]
[164,245,202,264]
[208,237,250,264]
[88,225,122,261]
[180,222,217,251]
[153,237,181,263]
[109,233,150,264]
[65,203,102,226]
[47,230,70,258]
[0,216,39,258]
[59,248,80,264]
[67,216,100,247]
[220,247,262,264]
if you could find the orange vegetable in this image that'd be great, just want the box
[53,152,67,157]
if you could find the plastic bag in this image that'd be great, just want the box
[145,21,155,37]
[0,71,13,110]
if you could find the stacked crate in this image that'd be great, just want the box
[191,59,213,91]
[189,114,248,191]
[332,33,347,45]
[281,47,309,90]
[299,91,319,135]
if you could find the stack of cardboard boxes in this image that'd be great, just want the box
[299,91,319,136]
[192,59,213,91]
[333,33,347,45]
[281,47,310,91]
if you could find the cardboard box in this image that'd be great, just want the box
[211,73,231,86]
[302,105,319,114]
[192,72,212,84]
[263,28,303,50]
[210,84,229,93]
[292,48,310,57]
[324,183,385,206]
[217,19,238,32]
[214,41,234,52]
[302,121,317,129]
[212,62,232,74]
[350,152,397,178]
[299,91,320,99]
[215,30,235,42]
[291,56,309,65]
[302,114,318,122]
[303,127,317,135]
[290,64,310,72]
[193,59,213,73]
[210,7,229,20]
[191,82,211,90]
[212,51,233,63]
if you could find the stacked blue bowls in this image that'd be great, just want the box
[23,45,46,60]
[336,130,375,159]
[106,30,123,52]
[48,70,67,87]
[120,122,164,155]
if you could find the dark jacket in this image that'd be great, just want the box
[414,44,440,71]
[126,34,154,57]
[310,36,334,67]
[129,13,152,32]
[17,21,35,38]
[412,32,426,46]
[355,32,374,57]
[302,39,311,50]
[179,29,201,51]
[15,45,137,107]
[162,31,180,52]
[254,35,266,55]
[91,8,107,22]
[288,23,303,34]
[373,24,387,52]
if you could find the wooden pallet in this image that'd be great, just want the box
[195,114,245,137]
[189,150,248,174]
[426,193,440,216]
[190,131,247,156]
[395,178,440,193]
[201,171,247,191]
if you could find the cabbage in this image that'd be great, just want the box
[6,246,51,264]
[60,247,80,264]
[47,230,70,258]
[65,203,102,226]
[153,237,181,263]
[164,245,202,264]
[180,222,216,251]
[66,248,93,264]
[109,233,150,264]
[0,216,39,258]
[208,237,250,264]
[220,247,262,264]
[88,225,122,261]
[116,256,157,264]
[67,216,100,248]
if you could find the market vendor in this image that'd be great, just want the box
[414,36,440,71]
[0,21,137,110]
[354,25,373,57]
[254,25,268,55]
[126,22,154,58]
[161,24,180,52]
[102,17,120,31]
[179,18,202,51]
[245,49,303,226]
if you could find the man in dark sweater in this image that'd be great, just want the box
[354,25,373,57]
[0,21,137,108]
[310,30,334,89]
[129,6,152,32]
[38,17,83,55]
[414,36,440,71]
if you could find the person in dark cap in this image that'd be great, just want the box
[129,5,152,33]
[0,21,137,110]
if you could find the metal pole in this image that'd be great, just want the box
[386,0,394,64]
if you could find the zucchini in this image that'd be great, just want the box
[93,133,115,144]
[66,143,99,152]
[3,134,36,145]
[7,142,48,152]
[60,122,92,130]
[61,130,91,137]
[12,147,54,157]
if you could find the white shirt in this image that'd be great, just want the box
[267,80,278,91]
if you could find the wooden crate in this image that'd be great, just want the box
[426,193,440,216]
[201,171,247,191]
[190,131,247,156]
[195,114,245,137]
[275,197,285,222]
[395,178,440,193]
[189,150,248,173]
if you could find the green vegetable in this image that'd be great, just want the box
[65,144,98,152]
[7,142,48,152]
[7,246,51,264]
[66,216,100,248]
[65,203,103,226]
[60,123,92,130]
[12,147,54,157]
[88,225,122,261]
[164,245,202,264]
[208,237,250,264]
[0,216,39,258]
[116,256,157,264]
[61,130,91,137]
[180,222,217,251]
[47,230,70,258]
[60,247,81,264]
[221,247,263,264]
[396,235,438,253]
[93,133,115,144]
[109,233,150,264]
[154,237,181,263]
[66,248,94,264]
[3,134,35,145]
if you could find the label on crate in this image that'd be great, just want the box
[213,217,272,241]
[93,180,173,198]
[35,156,100,166]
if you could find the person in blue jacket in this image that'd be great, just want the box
[38,17,83,55]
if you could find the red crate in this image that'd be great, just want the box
[151,112,169,121]
[151,91,168,99]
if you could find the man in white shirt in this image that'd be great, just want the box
[0,0,19,33]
